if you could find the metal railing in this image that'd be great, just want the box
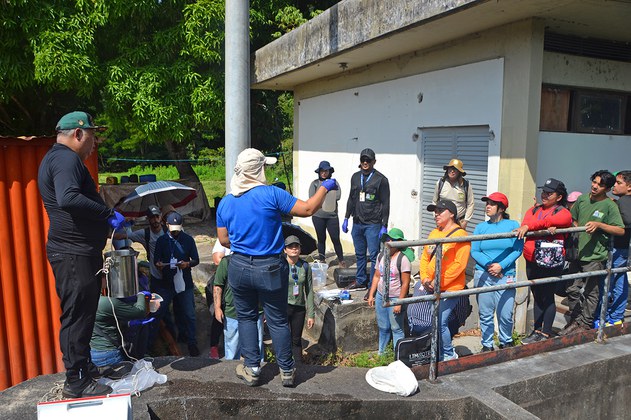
[381,226,631,382]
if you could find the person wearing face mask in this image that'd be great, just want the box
[153,212,200,356]
[515,179,572,343]
[433,159,475,231]
[471,193,523,351]
[420,200,470,361]
[343,148,390,294]
[309,161,345,266]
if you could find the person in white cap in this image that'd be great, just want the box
[216,148,337,388]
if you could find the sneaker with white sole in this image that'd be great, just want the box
[280,368,296,387]
[443,352,459,361]
[236,364,260,387]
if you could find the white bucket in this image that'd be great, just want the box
[311,262,329,290]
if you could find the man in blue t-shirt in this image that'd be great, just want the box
[216,148,337,388]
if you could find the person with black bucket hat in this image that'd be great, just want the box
[309,160,345,266]
[343,148,390,293]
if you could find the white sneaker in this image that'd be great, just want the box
[443,352,459,361]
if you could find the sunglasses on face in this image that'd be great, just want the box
[434,208,448,215]
[360,157,373,163]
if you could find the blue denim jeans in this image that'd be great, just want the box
[351,223,381,286]
[228,253,293,371]
[375,292,404,354]
[596,248,629,324]
[224,315,264,361]
[90,348,124,367]
[475,270,515,347]
[151,286,197,346]
[438,297,459,360]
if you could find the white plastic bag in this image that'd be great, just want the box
[173,268,185,293]
[365,360,418,397]
[99,359,167,395]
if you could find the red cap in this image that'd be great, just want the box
[481,192,509,209]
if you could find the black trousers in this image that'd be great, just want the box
[526,261,563,335]
[48,252,102,384]
[287,304,306,348]
[312,215,344,262]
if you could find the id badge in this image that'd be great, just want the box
[170,257,177,269]
[293,284,300,296]
[359,191,366,202]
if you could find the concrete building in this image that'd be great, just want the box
[252,0,631,249]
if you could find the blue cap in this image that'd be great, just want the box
[166,212,182,231]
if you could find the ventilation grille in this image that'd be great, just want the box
[544,32,631,63]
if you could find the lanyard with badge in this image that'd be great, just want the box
[291,264,299,296]
[168,234,183,269]
[359,171,374,202]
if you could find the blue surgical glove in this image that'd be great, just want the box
[342,218,349,233]
[379,226,388,238]
[128,317,155,328]
[138,291,152,299]
[321,178,338,191]
[108,211,125,230]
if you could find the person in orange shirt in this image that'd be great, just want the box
[420,200,470,361]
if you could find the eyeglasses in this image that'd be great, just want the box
[447,167,458,172]
[434,208,448,215]
[291,266,298,281]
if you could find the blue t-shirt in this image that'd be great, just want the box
[470,219,523,276]
[216,186,298,255]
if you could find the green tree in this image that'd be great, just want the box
[0,0,337,178]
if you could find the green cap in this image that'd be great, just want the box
[56,111,106,131]
[381,227,405,242]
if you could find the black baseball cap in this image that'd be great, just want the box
[538,178,565,194]
[360,148,375,161]
[146,205,161,217]
[427,199,457,216]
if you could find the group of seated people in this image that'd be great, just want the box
[368,169,630,361]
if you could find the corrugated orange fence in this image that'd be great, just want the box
[0,136,98,390]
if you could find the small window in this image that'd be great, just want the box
[571,91,626,134]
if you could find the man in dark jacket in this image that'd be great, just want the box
[153,212,200,356]
[38,111,124,398]
[342,148,390,294]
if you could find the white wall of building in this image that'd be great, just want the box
[294,59,504,243]
[536,132,631,196]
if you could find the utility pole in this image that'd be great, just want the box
[224,0,250,193]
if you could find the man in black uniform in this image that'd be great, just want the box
[342,148,390,295]
[38,111,124,398]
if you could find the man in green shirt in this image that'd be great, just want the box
[560,170,624,336]
[213,256,264,360]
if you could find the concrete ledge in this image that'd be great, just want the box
[4,335,631,419]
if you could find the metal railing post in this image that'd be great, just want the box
[429,244,443,382]
[597,237,615,343]
[383,242,391,304]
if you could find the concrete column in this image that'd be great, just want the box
[225,0,250,193]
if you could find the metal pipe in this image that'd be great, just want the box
[429,244,442,382]
[224,0,251,193]
[390,226,586,248]
[383,242,391,300]
[387,266,631,306]
[597,237,615,342]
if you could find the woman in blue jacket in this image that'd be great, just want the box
[471,192,523,351]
